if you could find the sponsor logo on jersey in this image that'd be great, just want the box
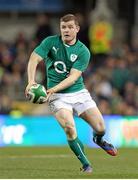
[70,54,78,62]
[52,46,59,54]
[54,61,69,74]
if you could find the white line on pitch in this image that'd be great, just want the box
[0,154,72,159]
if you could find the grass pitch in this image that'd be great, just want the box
[0,146,138,179]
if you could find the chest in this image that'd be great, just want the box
[50,44,79,65]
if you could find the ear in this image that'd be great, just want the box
[76,25,80,33]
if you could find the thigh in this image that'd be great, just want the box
[48,95,73,114]
[80,107,105,133]
[73,89,96,116]
[54,108,76,129]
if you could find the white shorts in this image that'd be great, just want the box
[48,89,97,116]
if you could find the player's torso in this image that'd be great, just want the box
[46,36,84,92]
[48,36,80,76]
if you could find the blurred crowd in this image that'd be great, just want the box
[0,13,138,115]
[84,49,138,115]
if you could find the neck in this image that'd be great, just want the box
[62,37,77,46]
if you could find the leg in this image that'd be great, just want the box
[80,106,105,138]
[80,107,117,156]
[54,108,92,172]
[54,108,77,140]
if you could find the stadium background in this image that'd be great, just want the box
[0,0,138,178]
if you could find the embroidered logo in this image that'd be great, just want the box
[70,54,78,62]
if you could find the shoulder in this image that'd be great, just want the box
[77,40,90,52]
[42,35,60,43]
[38,35,60,49]
[77,40,90,56]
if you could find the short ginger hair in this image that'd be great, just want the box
[60,14,79,26]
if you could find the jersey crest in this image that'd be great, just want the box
[70,54,78,62]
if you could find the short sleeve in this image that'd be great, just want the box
[34,36,53,59]
[72,47,91,72]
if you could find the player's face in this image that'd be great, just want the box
[60,20,80,45]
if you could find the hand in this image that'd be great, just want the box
[46,87,56,101]
[25,82,37,98]
[47,87,56,94]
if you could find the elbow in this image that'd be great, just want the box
[71,78,78,85]
[30,52,42,64]
[68,73,80,85]
[71,80,75,85]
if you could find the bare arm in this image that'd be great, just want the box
[25,52,43,95]
[27,52,42,83]
[47,68,82,93]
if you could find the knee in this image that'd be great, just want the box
[64,122,77,139]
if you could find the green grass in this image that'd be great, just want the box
[0,146,138,179]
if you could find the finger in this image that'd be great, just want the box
[46,93,52,101]
[25,90,29,98]
[47,89,54,94]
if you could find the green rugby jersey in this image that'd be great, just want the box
[34,35,91,93]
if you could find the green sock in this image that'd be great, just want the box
[68,137,91,167]
[93,131,105,143]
